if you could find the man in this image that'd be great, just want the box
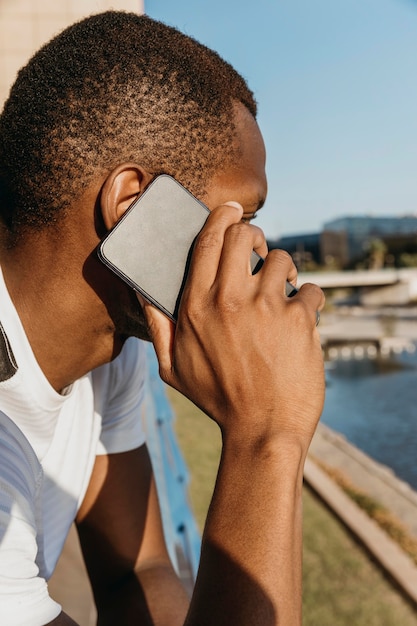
[0,11,324,626]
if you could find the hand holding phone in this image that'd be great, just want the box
[137,196,325,448]
[98,175,297,321]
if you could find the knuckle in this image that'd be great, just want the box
[194,229,222,254]
[300,282,325,302]
[265,249,298,282]
[225,220,252,242]
[225,221,268,254]
[250,224,265,239]
[268,249,297,274]
[179,291,207,326]
[269,249,293,264]
[214,286,244,315]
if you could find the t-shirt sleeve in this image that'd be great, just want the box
[0,413,62,626]
[94,338,147,455]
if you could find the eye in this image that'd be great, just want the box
[241,212,258,224]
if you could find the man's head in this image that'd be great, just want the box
[0,11,267,367]
[0,11,257,239]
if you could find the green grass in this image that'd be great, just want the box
[167,387,417,626]
[313,458,417,566]
[302,489,417,625]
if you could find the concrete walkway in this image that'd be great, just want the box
[309,422,417,539]
[306,422,417,607]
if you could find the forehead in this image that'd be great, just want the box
[201,104,267,212]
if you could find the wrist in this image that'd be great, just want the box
[221,421,311,464]
[220,428,308,487]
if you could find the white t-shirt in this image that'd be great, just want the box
[0,268,147,625]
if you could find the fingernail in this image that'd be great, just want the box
[224,201,243,211]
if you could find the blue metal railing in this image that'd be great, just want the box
[143,343,201,584]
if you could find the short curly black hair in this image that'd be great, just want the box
[0,11,257,237]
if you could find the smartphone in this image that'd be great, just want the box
[98,175,297,321]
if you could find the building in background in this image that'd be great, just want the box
[322,215,417,268]
[269,215,417,270]
[268,232,322,271]
[0,0,144,105]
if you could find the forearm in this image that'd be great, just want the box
[96,562,189,626]
[186,435,306,626]
[77,448,189,626]
[142,206,325,626]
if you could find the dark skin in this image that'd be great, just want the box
[1,104,324,625]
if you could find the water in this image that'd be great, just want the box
[321,344,417,490]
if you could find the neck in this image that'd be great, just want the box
[1,233,124,393]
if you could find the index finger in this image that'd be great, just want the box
[186,202,244,290]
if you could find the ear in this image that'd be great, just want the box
[100,163,154,230]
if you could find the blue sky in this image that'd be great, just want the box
[145,0,417,239]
